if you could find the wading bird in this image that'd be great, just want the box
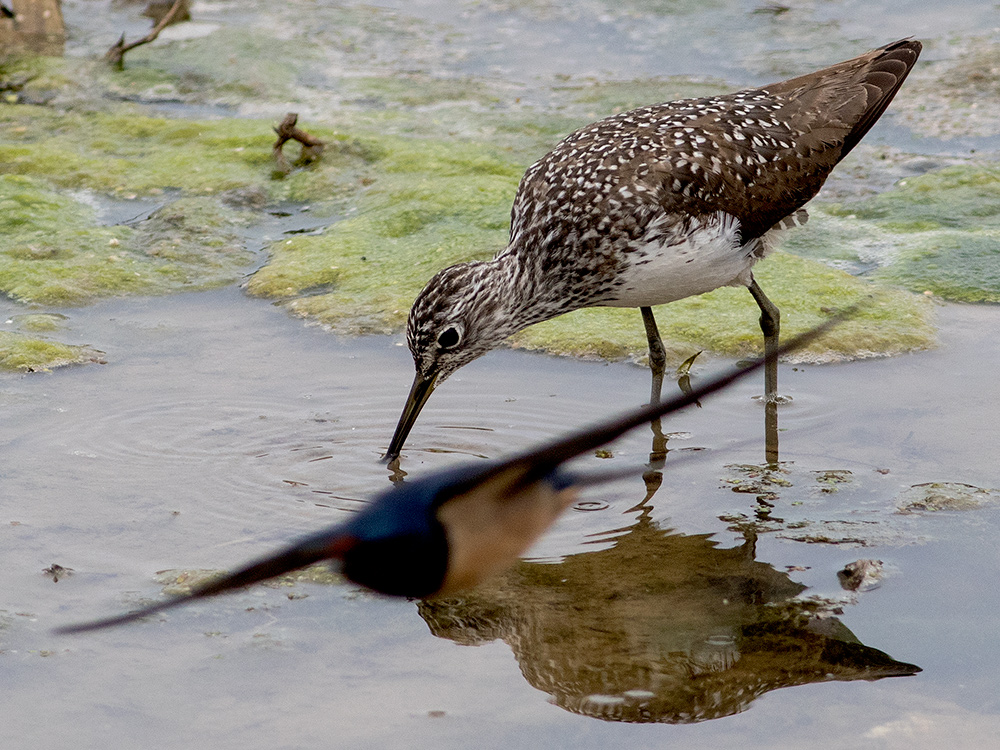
[384,39,920,462]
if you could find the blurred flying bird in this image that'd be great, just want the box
[57,314,846,635]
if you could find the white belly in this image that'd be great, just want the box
[603,211,760,308]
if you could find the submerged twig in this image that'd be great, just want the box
[105,0,189,69]
[272,113,326,176]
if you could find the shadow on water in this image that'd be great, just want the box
[419,515,920,724]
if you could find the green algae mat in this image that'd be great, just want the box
[786,165,1000,304]
[6,2,1000,370]
[1,97,941,372]
[23,35,1000,370]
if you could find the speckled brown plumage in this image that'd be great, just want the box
[386,39,921,461]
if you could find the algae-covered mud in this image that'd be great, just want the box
[785,164,1000,303]
[19,0,1000,366]
[4,2,1000,749]
[0,87,934,363]
[0,329,103,371]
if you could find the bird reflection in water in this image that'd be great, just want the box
[418,516,920,724]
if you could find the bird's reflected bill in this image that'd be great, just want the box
[384,371,439,462]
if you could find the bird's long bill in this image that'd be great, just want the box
[55,530,357,635]
[384,371,439,462]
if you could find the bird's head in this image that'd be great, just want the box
[332,468,457,597]
[406,261,517,383]
[386,260,520,461]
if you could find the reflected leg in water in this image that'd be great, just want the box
[640,307,670,447]
[764,398,779,466]
[747,278,780,465]
[640,307,669,501]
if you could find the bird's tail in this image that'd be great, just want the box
[55,529,355,635]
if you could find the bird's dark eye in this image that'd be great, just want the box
[437,326,461,349]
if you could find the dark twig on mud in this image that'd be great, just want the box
[272,113,326,175]
[105,0,188,68]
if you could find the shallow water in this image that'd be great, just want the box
[4,289,1000,749]
[6,0,1000,748]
